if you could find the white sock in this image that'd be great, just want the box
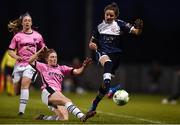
[19,89,29,113]
[43,115,59,120]
[65,102,84,119]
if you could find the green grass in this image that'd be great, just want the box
[0,91,180,124]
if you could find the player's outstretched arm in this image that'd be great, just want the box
[73,57,92,75]
[28,46,47,64]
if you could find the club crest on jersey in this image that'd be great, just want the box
[111,27,119,33]
[33,38,37,42]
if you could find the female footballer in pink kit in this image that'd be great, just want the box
[8,12,45,115]
[28,47,96,122]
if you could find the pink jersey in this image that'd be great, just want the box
[35,61,73,92]
[9,30,45,66]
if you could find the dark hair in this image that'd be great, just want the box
[19,12,31,23]
[8,12,32,34]
[104,2,119,17]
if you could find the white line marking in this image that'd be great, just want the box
[97,110,163,124]
[83,108,163,124]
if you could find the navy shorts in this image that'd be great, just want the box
[96,51,121,75]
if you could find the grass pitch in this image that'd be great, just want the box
[0,91,180,124]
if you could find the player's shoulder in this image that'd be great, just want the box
[32,30,42,36]
[97,20,107,30]
[59,65,70,69]
[13,31,23,36]
[36,61,46,66]
[58,65,68,72]
[12,31,24,39]
[116,19,126,24]
[97,20,104,27]
[116,19,130,28]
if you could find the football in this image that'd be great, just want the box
[113,89,129,106]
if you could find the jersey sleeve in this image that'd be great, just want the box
[92,26,100,40]
[9,35,17,50]
[60,65,73,75]
[37,34,45,50]
[118,20,133,33]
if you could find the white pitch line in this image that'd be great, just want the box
[97,110,163,124]
[83,108,163,124]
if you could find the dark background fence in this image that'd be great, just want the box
[76,64,179,94]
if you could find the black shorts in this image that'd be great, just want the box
[96,51,121,74]
[46,87,57,109]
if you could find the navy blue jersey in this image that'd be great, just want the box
[92,20,132,53]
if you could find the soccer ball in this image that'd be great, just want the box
[113,89,129,106]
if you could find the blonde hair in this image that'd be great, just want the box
[8,19,21,34]
[38,48,57,63]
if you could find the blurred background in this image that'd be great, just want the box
[0,0,180,95]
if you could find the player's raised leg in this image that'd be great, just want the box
[89,60,113,112]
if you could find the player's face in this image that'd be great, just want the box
[104,9,116,24]
[47,52,58,66]
[21,16,32,30]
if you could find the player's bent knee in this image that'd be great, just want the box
[99,55,110,66]
[21,77,31,89]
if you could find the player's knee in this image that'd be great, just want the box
[21,77,31,89]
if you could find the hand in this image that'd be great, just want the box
[89,42,97,51]
[37,46,48,55]
[40,46,48,52]
[26,46,34,54]
[16,56,22,61]
[134,19,143,29]
[82,57,92,67]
